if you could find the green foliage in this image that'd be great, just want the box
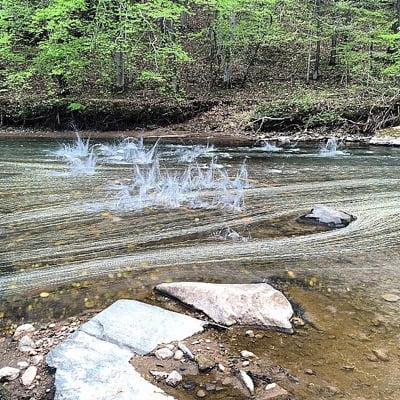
[0,0,399,101]
[67,102,86,112]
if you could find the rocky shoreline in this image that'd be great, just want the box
[0,292,298,400]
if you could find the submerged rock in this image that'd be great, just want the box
[297,204,355,228]
[195,354,215,372]
[155,282,294,332]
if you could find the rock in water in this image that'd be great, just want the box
[297,204,354,228]
[156,282,294,332]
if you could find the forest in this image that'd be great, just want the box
[1,0,400,132]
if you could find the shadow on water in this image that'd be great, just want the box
[1,135,400,399]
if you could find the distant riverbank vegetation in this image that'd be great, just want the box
[1,0,400,131]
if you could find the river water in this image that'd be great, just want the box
[1,136,399,399]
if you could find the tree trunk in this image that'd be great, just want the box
[329,32,337,66]
[115,51,124,89]
[223,12,236,88]
[313,0,321,80]
[329,9,339,66]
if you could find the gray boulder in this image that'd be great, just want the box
[156,282,294,332]
[297,204,354,228]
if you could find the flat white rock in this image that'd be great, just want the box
[156,282,294,332]
[79,299,205,355]
[0,367,20,381]
[21,366,37,386]
[47,299,205,400]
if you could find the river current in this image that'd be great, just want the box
[1,136,399,399]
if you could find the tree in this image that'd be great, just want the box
[203,0,288,87]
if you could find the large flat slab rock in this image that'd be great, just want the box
[47,331,174,400]
[47,299,205,400]
[156,282,294,332]
[79,299,205,355]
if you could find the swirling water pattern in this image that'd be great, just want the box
[1,139,400,301]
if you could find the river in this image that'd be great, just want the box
[1,135,399,399]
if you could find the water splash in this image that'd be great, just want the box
[67,151,97,176]
[319,137,348,157]
[259,141,282,152]
[50,134,249,211]
[52,132,97,176]
[54,132,91,159]
[210,226,249,242]
[98,137,158,164]
[112,157,250,212]
[176,143,215,163]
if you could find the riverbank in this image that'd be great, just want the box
[1,83,400,147]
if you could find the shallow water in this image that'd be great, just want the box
[1,136,400,399]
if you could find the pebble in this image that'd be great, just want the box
[242,360,250,367]
[178,342,195,360]
[0,367,20,381]
[372,349,390,362]
[166,370,182,387]
[245,330,255,338]
[154,347,174,360]
[222,377,232,386]
[238,369,255,395]
[149,370,169,381]
[381,293,400,302]
[217,363,225,372]
[18,335,36,353]
[264,383,289,399]
[240,350,257,358]
[182,380,196,390]
[205,383,216,391]
[18,335,36,348]
[196,389,207,398]
[174,349,184,360]
[305,368,316,375]
[21,366,37,386]
[292,317,305,327]
[195,354,215,372]
[13,324,35,339]
[32,355,44,365]
[17,361,30,369]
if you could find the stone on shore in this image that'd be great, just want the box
[297,204,354,228]
[47,299,205,400]
[155,282,294,332]
[0,366,20,381]
[370,127,400,146]
[13,324,35,339]
[21,366,37,386]
[78,299,205,355]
